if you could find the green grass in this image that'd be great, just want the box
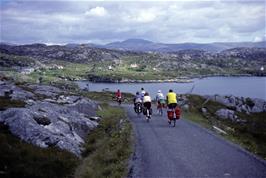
[75,104,133,178]
[0,123,79,178]
[183,94,266,160]
[81,91,134,104]
[183,111,212,129]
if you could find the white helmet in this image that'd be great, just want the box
[158,90,161,93]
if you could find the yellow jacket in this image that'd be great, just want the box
[167,92,177,104]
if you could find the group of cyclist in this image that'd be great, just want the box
[132,88,181,125]
[115,88,181,125]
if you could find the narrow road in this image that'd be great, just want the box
[123,104,266,178]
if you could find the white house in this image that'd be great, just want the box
[130,63,138,68]
[20,67,35,74]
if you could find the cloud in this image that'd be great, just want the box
[1,1,265,44]
[253,35,266,42]
[85,6,107,17]
[125,9,158,23]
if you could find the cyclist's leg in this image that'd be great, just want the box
[173,103,178,127]
[143,102,147,116]
[167,104,173,124]
[146,102,151,117]
[148,102,152,115]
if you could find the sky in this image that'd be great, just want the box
[0,0,265,44]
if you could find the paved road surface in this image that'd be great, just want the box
[123,105,266,178]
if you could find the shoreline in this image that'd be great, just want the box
[81,73,265,84]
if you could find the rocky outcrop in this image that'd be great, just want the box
[0,82,35,100]
[205,95,266,113]
[0,81,99,156]
[215,108,248,123]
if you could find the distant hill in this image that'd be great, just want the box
[103,39,266,52]
[1,43,266,80]
[0,43,140,63]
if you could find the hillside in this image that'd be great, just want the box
[0,43,140,64]
[0,44,266,83]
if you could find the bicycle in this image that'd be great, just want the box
[167,105,181,127]
[134,100,143,115]
[144,107,152,122]
[157,100,165,116]
[113,96,122,105]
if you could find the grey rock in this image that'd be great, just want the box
[251,98,266,113]
[57,95,82,104]
[0,82,35,100]
[215,109,238,122]
[0,92,99,156]
[206,95,266,113]
[201,107,208,113]
[90,116,101,122]
[181,104,189,111]
[27,84,63,98]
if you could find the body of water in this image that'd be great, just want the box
[77,77,266,100]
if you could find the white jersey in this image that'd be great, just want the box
[143,95,152,103]
[156,92,164,100]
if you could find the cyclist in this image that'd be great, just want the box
[133,91,142,113]
[156,90,165,114]
[133,91,142,106]
[166,89,177,124]
[143,92,152,120]
[115,89,122,104]
[140,88,146,100]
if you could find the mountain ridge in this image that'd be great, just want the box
[1,39,265,53]
[103,39,266,52]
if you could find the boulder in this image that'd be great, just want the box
[251,98,266,113]
[215,109,238,122]
[201,107,208,114]
[181,104,190,111]
[0,93,99,156]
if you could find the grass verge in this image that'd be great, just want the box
[183,94,266,160]
[81,91,134,104]
[75,103,133,178]
[0,123,79,178]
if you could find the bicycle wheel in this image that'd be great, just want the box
[173,117,176,127]
[146,109,150,122]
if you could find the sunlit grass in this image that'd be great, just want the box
[75,104,133,178]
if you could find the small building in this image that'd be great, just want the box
[57,65,64,69]
[130,63,138,68]
[20,67,35,74]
